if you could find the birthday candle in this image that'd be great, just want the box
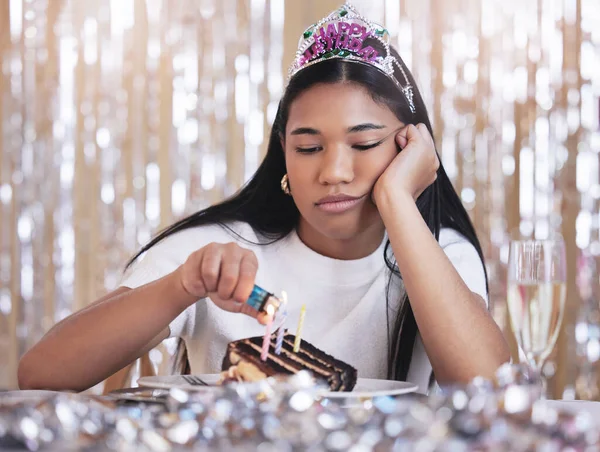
[275,316,286,355]
[293,304,306,353]
[275,291,288,355]
[261,318,273,361]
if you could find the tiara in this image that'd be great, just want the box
[287,3,416,114]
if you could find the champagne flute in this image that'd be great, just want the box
[507,237,567,397]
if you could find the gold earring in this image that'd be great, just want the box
[280,174,291,195]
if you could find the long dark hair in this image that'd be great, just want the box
[127,44,487,381]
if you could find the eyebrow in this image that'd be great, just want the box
[289,123,386,136]
[290,127,320,136]
[347,123,386,133]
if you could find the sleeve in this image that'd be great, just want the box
[118,232,195,339]
[441,232,488,306]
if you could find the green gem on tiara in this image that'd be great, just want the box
[303,26,315,39]
[324,51,334,59]
[375,28,386,36]
[339,9,348,17]
[339,50,350,57]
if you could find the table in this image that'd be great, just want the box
[2,383,600,451]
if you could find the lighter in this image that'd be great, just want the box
[245,284,282,317]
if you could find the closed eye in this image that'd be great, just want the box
[296,139,385,154]
[353,138,385,151]
[295,146,322,154]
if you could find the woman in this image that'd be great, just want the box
[18,4,509,393]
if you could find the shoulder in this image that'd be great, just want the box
[439,228,481,260]
[133,221,263,268]
[439,228,471,248]
[119,221,261,289]
[149,221,260,254]
[438,227,483,265]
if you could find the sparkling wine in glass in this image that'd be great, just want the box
[507,238,567,395]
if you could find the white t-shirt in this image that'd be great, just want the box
[119,221,487,393]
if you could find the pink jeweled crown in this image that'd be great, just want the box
[287,2,416,114]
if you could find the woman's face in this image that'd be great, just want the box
[284,82,404,243]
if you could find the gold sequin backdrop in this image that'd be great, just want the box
[0,0,598,395]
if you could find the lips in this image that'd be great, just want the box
[315,193,366,213]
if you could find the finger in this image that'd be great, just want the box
[404,124,422,143]
[238,302,273,325]
[395,133,408,150]
[239,302,260,319]
[217,245,243,300]
[414,124,437,166]
[415,123,428,138]
[395,125,410,140]
[201,245,222,293]
[257,311,273,325]
[420,124,435,148]
[232,252,258,303]
[417,123,436,149]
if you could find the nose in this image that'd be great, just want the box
[317,145,354,186]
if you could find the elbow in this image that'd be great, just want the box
[18,350,81,392]
[474,340,512,382]
[474,319,512,380]
[18,351,41,390]
[490,330,512,371]
[438,341,512,386]
[471,339,511,382]
[18,349,97,393]
[497,342,512,368]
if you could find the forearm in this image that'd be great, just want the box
[18,269,196,392]
[378,191,510,384]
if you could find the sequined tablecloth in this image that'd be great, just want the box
[1,367,599,451]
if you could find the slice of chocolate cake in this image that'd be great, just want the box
[221,331,357,391]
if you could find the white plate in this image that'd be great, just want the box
[536,399,600,417]
[138,374,418,398]
[0,390,61,405]
[321,378,418,399]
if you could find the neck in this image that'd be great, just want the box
[296,221,385,260]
